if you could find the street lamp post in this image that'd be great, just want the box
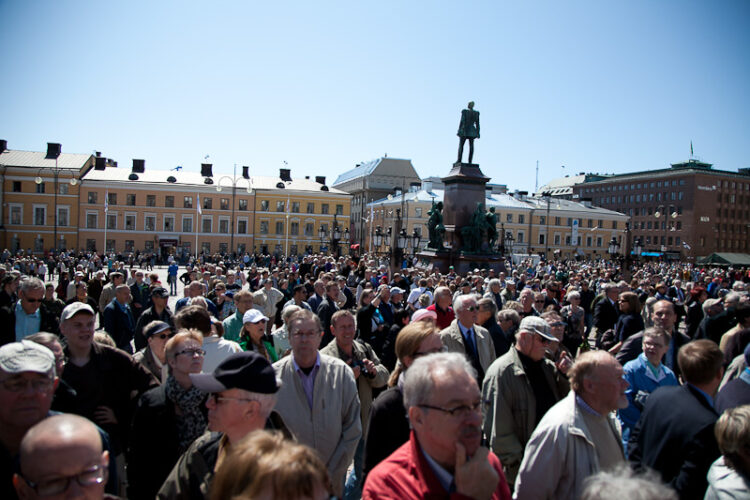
[654,204,678,262]
[632,237,643,264]
[542,191,552,260]
[35,144,79,253]
[608,236,620,262]
[216,166,252,259]
[411,228,421,255]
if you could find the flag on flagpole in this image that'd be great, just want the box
[370,205,374,224]
[286,197,290,213]
[690,141,694,156]
[197,194,202,215]
[683,241,691,250]
[104,190,109,213]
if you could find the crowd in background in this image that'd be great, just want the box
[1,247,749,499]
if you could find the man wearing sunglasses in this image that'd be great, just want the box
[13,414,110,500]
[133,321,174,383]
[0,277,59,345]
[481,316,570,487]
[439,295,496,384]
[134,287,174,351]
[158,351,287,500]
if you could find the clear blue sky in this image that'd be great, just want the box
[1,1,748,193]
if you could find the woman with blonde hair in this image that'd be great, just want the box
[211,430,331,500]
[363,320,444,477]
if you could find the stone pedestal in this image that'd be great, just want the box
[442,162,490,250]
[415,249,506,275]
[417,161,506,274]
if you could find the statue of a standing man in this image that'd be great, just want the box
[457,101,480,164]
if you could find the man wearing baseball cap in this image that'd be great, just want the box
[59,301,156,473]
[134,286,174,351]
[158,351,288,499]
[481,316,570,486]
[0,339,118,499]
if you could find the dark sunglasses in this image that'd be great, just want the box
[151,332,176,340]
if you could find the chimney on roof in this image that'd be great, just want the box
[0,140,7,153]
[422,181,432,192]
[94,157,107,170]
[201,163,213,177]
[95,151,101,157]
[315,176,326,185]
[132,159,145,173]
[242,166,250,179]
[280,168,291,182]
[46,143,61,159]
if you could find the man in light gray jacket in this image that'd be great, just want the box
[514,350,627,500]
[273,309,361,498]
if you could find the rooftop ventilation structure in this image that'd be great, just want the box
[46,143,61,159]
[315,176,326,185]
[242,166,250,179]
[167,176,177,183]
[280,168,291,181]
[94,157,107,170]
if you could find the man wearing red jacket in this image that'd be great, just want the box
[363,352,511,500]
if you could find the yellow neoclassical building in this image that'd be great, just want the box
[0,142,351,258]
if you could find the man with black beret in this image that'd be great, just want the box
[158,351,289,499]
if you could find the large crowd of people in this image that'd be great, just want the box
[1,247,749,499]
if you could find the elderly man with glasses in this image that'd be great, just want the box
[273,308,361,499]
[481,316,570,487]
[0,341,118,499]
[13,414,110,500]
[439,294,496,384]
[363,352,511,499]
[0,277,59,345]
[158,351,288,499]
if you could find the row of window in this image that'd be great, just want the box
[84,192,344,215]
[8,205,69,226]
[582,179,687,194]
[598,191,684,205]
[10,182,71,195]
[632,220,683,231]
[83,238,327,257]
[259,200,344,215]
[632,235,682,247]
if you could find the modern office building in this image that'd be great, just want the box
[572,158,750,260]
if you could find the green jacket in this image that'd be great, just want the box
[481,347,569,485]
[221,311,243,342]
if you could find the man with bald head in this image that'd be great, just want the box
[13,414,110,499]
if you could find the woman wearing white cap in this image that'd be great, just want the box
[239,309,278,362]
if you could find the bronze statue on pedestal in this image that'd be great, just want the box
[457,101,480,164]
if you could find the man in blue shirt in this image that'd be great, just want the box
[167,262,179,296]
[0,278,59,346]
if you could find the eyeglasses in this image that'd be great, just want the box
[465,306,478,311]
[1,377,54,393]
[209,393,258,404]
[643,341,666,349]
[23,298,43,303]
[21,464,106,496]
[152,332,175,340]
[535,334,553,345]
[175,349,206,357]
[418,401,482,418]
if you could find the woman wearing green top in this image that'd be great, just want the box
[239,309,278,362]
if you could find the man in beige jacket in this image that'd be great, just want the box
[273,309,361,498]
[440,294,496,383]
